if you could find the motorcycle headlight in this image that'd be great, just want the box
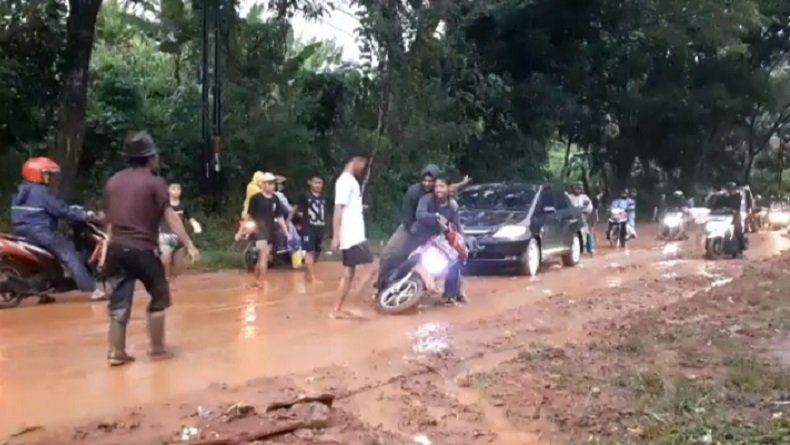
[663,214,682,227]
[705,219,731,234]
[493,225,528,239]
[769,212,789,224]
[421,247,449,275]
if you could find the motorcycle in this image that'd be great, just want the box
[0,220,107,308]
[607,208,628,248]
[237,220,302,271]
[704,210,745,259]
[659,210,687,240]
[749,207,769,231]
[376,217,469,314]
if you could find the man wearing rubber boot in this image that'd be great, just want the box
[103,132,200,367]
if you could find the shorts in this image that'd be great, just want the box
[302,226,326,253]
[105,245,171,322]
[341,242,373,268]
[158,233,183,257]
[251,221,274,243]
[254,240,272,250]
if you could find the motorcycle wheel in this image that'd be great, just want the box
[243,245,259,272]
[608,228,619,248]
[376,274,425,315]
[705,238,723,260]
[0,266,23,309]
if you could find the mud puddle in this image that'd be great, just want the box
[0,230,786,443]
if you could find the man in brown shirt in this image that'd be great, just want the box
[103,131,200,366]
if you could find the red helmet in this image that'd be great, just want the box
[22,157,61,184]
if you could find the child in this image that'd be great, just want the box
[159,183,201,289]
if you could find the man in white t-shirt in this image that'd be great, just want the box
[330,150,374,319]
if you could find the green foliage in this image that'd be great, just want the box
[1,0,790,254]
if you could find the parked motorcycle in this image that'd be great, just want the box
[376,217,469,314]
[659,210,687,240]
[607,208,628,248]
[704,210,745,259]
[767,206,790,230]
[0,220,107,308]
[237,220,302,271]
[749,207,769,231]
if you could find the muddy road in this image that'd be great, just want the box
[1,228,788,444]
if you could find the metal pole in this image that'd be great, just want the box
[213,0,222,138]
[212,0,222,211]
[201,0,210,178]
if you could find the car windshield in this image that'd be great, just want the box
[457,185,537,211]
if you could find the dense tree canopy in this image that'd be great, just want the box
[1,0,790,232]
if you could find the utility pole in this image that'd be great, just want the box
[200,0,223,211]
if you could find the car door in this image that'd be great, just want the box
[552,189,579,251]
[534,186,560,250]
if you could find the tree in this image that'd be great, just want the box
[53,0,103,199]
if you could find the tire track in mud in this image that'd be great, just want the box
[291,250,752,445]
[12,234,784,445]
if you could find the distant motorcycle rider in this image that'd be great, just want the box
[661,190,689,240]
[667,190,688,211]
[11,157,104,303]
[609,189,637,240]
[711,182,746,253]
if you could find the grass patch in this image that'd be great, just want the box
[619,372,667,399]
[639,418,790,445]
[616,335,649,355]
[725,357,790,393]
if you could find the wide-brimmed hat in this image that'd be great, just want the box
[124,131,158,158]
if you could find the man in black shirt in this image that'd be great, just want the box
[376,164,470,288]
[296,176,328,282]
[248,172,290,287]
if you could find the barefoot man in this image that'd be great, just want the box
[296,175,328,283]
[330,150,375,319]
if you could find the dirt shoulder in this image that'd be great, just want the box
[10,249,790,445]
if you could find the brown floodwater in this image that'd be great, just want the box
[0,228,786,435]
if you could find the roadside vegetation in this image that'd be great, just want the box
[1,0,790,267]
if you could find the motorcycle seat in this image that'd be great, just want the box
[0,233,33,244]
[0,233,56,258]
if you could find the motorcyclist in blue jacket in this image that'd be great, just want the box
[11,157,104,302]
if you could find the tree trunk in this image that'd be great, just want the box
[561,137,573,178]
[53,0,102,201]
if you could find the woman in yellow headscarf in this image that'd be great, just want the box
[242,171,265,219]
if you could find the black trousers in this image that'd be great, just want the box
[104,245,171,324]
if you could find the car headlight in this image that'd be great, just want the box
[493,225,528,239]
[421,247,449,275]
[663,214,682,228]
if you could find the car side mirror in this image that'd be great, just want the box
[543,206,556,214]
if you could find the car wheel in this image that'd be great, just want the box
[519,238,541,277]
[562,233,582,267]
